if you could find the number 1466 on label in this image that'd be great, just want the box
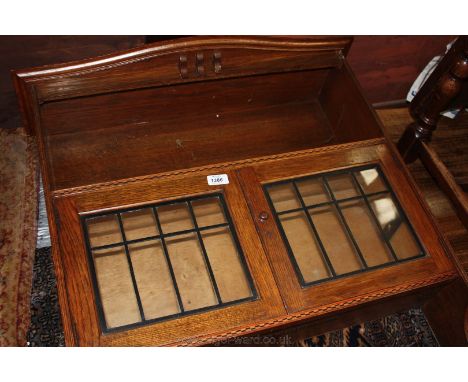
[207,174,229,186]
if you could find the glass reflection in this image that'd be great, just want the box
[265,165,425,286]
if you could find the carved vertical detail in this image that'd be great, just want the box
[196,52,205,75]
[398,37,468,163]
[179,55,188,79]
[178,51,222,78]
[213,52,222,73]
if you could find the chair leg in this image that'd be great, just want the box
[397,122,429,163]
[398,37,468,163]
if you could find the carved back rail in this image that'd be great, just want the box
[12,36,352,136]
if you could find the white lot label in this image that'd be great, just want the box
[207,174,229,186]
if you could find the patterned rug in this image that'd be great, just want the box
[27,248,64,347]
[294,308,438,347]
[27,247,439,347]
[0,128,38,346]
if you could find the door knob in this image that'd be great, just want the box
[259,211,269,222]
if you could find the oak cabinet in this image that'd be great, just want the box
[13,36,457,346]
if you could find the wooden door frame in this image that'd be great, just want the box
[53,169,286,346]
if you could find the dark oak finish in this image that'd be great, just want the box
[382,106,468,283]
[13,36,460,346]
[2,36,453,132]
[347,36,456,105]
[224,280,452,346]
[41,71,332,190]
[398,36,468,163]
[422,278,468,346]
[1,36,145,130]
[55,171,285,346]
[419,142,468,228]
[237,144,454,310]
[398,36,468,230]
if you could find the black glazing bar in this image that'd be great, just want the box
[299,253,424,288]
[116,213,146,321]
[187,202,223,305]
[152,207,185,313]
[291,181,337,278]
[350,172,399,262]
[90,222,230,251]
[375,167,425,257]
[275,190,390,216]
[101,295,256,334]
[321,176,369,269]
[82,220,108,331]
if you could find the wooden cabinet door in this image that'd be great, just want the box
[237,143,455,314]
[54,169,285,346]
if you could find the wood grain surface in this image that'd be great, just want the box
[1,35,454,132]
[11,36,461,346]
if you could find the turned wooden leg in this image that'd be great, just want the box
[397,122,432,163]
[398,37,468,163]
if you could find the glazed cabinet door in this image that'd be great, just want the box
[237,143,455,314]
[53,170,285,346]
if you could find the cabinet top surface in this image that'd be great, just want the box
[12,36,388,192]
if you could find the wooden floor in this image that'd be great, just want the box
[377,107,468,282]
